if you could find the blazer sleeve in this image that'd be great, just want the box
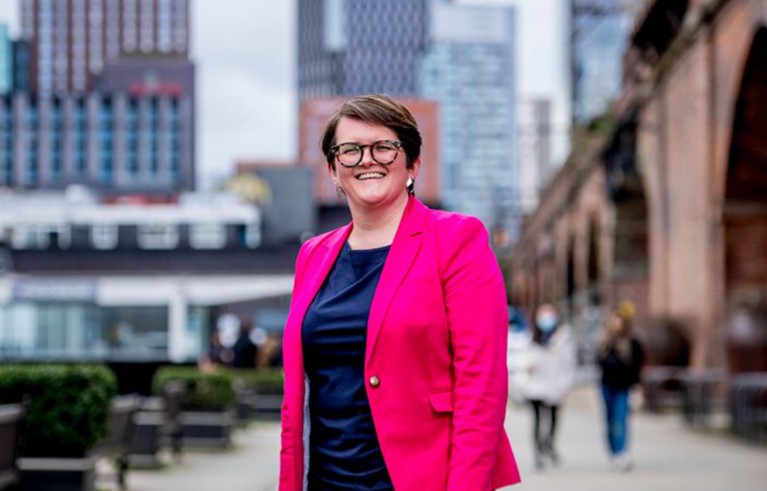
[438,216,509,491]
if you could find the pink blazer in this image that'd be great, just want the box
[279,197,520,491]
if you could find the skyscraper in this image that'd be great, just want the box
[1,0,195,192]
[420,0,519,239]
[571,0,636,124]
[21,0,190,95]
[298,0,429,102]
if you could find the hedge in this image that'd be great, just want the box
[0,364,117,457]
[153,366,236,411]
[229,368,284,395]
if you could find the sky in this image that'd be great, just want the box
[0,0,569,190]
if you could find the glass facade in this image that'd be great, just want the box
[420,2,519,238]
[0,92,186,190]
[0,301,208,362]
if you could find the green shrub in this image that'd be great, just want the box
[153,366,236,411]
[229,368,284,395]
[0,364,117,457]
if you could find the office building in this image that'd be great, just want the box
[420,0,518,238]
[298,0,429,101]
[21,0,190,95]
[571,0,636,124]
[518,98,553,213]
[0,24,10,95]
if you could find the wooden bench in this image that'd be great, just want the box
[0,404,25,490]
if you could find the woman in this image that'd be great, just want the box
[279,95,520,491]
[519,303,576,470]
[596,303,645,472]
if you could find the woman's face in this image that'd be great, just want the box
[330,116,419,211]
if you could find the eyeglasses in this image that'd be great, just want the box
[331,140,402,168]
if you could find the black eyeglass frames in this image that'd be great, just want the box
[331,140,402,168]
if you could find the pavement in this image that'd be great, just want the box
[108,384,767,491]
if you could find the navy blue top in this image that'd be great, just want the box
[302,242,394,491]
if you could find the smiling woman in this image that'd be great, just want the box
[279,94,521,491]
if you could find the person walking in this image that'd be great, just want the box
[278,94,520,491]
[596,302,645,472]
[519,303,576,470]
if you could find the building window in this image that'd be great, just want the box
[138,223,178,249]
[12,225,57,249]
[91,223,118,249]
[189,223,226,250]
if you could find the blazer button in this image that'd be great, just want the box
[369,376,380,387]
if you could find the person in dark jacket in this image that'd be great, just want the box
[596,302,644,472]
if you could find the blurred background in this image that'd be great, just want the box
[0,0,765,489]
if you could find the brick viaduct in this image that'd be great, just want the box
[508,0,767,369]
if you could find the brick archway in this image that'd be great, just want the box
[724,26,767,303]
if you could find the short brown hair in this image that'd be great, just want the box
[320,94,422,170]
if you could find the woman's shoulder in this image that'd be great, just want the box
[425,206,488,237]
[297,225,348,258]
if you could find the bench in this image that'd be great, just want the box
[0,404,25,490]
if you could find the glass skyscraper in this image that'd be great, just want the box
[298,0,520,239]
[298,0,429,102]
[571,0,636,124]
[420,1,519,239]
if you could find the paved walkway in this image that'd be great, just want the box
[112,385,767,491]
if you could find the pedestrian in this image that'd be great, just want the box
[596,301,645,472]
[279,94,520,491]
[519,303,576,470]
[230,315,259,369]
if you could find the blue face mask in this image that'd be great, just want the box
[536,315,558,332]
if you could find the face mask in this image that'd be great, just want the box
[536,315,558,332]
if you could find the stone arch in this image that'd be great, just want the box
[724,26,767,304]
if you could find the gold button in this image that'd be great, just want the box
[369,376,380,387]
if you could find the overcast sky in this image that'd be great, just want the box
[0,0,568,190]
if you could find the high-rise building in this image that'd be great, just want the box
[298,0,429,102]
[0,91,192,190]
[4,0,195,192]
[420,0,519,238]
[21,0,190,95]
[0,24,10,95]
[571,0,636,124]
[518,98,553,213]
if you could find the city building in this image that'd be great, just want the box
[232,162,317,246]
[419,0,518,239]
[297,0,429,102]
[0,90,193,191]
[20,0,190,95]
[298,97,441,207]
[0,0,197,193]
[0,188,296,364]
[571,0,637,125]
[518,98,553,213]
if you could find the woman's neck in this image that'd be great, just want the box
[347,194,410,250]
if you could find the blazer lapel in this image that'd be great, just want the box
[366,197,429,364]
[287,223,352,359]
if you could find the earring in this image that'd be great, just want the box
[406,177,415,195]
[336,185,345,198]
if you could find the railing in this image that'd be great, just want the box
[729,372,767,445]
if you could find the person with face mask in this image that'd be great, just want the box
[518,303,576,470]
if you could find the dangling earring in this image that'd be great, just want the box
[336,185,345,198]
[406,177,415,195]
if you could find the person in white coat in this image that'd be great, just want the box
[520,303,577,470]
